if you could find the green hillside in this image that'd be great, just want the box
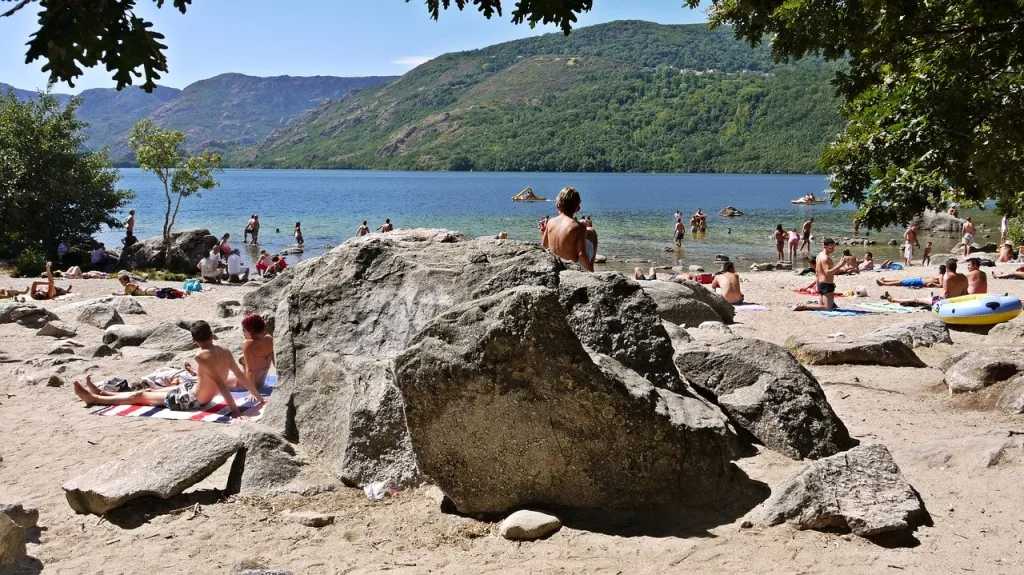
[237,21,844,173]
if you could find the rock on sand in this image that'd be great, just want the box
[499,510,562,541]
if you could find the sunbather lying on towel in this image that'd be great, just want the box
[993,265,1024,280]
[30,262,71,300]
[72,321,250,417]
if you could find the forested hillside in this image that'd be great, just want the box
[238,21,844,173]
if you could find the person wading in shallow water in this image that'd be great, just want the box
[541,186,593,272]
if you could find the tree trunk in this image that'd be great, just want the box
[162,173,172,268]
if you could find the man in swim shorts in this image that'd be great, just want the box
[72,321,249,417]
[793,238,852,311]
[962,217,976,257]
[883,259,968,307]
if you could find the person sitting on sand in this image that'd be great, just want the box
[198,249,222,283]
[115,271,159,296]
[838,249,859,274]
[859,251,875,271]
[711,261,744,304]
[255,249,272,276]
[883,259,967,307]
[72,321,250,417]
[998,242,1014,263]
[235,315,272,398]
[966,257,987,294]
[30,262,71,300]
[542,187,593,272]
[226,249,249,283]
[793,238,850,311]
[633,267,656,281]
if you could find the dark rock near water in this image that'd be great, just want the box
[914,210,963,235]
[637,279,734,327]
[674,336,855,459]
[121,229,219,273]
[748,444,929,538]
[63,428,240,515]
[395,285,745,515]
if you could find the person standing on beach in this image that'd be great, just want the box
[788,227,800,263]
[799,217,814,255]
[294,222,304,246]
[902,223,920,266]
[794,238,850,311]
[357,220,370,236]
[962,217,976,256]
[774,224,786,262]
[124,209,136,247]
[377,219,394,233]
[542,187,593,272]
[674,217,685,248]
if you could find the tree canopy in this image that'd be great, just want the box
[0,90,131,258]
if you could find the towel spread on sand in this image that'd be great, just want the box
[853,301,919,314]
[91,374,276,423]
[814,309,874,318]
[733,304,769,311]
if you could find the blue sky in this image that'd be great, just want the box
[1,1,709,93]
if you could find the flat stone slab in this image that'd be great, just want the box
[499,510,562,541]
[283,511,334,528]
[747,444,929,538]
[63,428,241,515]
[866,319,951,349]
[786,337,926,368]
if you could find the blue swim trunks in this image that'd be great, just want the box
[900,277,925,288]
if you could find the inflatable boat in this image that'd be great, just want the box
[934,294,1022,326]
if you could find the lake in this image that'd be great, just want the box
[101,169,904,269]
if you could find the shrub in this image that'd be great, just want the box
[14,248,45,277]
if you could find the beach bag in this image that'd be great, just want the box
[183,278,202,293]
[156,287,186,299]
[696,273,714,285]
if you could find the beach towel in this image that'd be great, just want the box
[853,301,919,314]
[91,374,276,423]
[814,309,874,318]
[795,286,845,297]
[734,304,769,311]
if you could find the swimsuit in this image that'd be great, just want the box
[163,380,200,411]
[817,282,836,295]
[900,277,925,288]
[585,239,595,262]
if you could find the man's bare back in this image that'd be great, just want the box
[943,272,969,298]
[542,187,593,271]
[194,344,249,409]
[711,268,743,304]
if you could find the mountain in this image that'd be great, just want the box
[236,20,845,173]
[1,83,72,106]
[2,74,397,164]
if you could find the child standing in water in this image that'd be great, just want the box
[294,222,304,246]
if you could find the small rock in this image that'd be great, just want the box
[217,299,243,318]
[943,349,1024,393]
[76,302,124,329]
[499,510,562,541]
[283,511,334,528]
[887,239,899,246]
[36,320,78,338]
[593,254,607,264]
[0,503,39,529]
[47,342,77,355]
[0,514,26,568]
[80,344,118,358]
[20,370,65,387]
[103,324,156,348]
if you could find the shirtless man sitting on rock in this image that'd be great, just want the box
[72,321,250,417]
[541,186,593,271]
[711,261,745,304]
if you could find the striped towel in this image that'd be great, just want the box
[92,374,277,423]
[814,309,874,318]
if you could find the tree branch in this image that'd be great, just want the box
[1,0,34,18]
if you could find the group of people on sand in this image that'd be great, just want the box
[72,314,274,419]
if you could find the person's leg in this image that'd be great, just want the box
[73,381,169,406]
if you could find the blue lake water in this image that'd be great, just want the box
[101,169,891,269]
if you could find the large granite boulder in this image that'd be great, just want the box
[558,271,683,390]
[141,322,196,352]
[785,336,926,368]
[988,320,1024,342]
[914,210,963,236]
[74,302,124,329]
[747,444,929,538]
[226,425,303,493]
[251,230,563,488]
[0,302,57,328]
[943,348,1024,393]
[637,279,734,327]
[996,375,1024,414]
[395,285,746,515]
[866,319,951,349]
[674,336,855,459]
[121,229,218,273]
[63,428,240,514]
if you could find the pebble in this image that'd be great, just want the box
[499,510,561,541]
[283,511,335,528]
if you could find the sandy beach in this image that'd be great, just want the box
[2,255,1023,574]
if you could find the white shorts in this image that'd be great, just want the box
[903,243,913,259]
[963,233,974,245]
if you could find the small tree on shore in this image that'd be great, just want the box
[128,119,221,252]
[0,90,131,259]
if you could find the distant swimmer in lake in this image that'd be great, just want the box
[377,218,394,233]
[542,186,593,272]
[356,220,370,236]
